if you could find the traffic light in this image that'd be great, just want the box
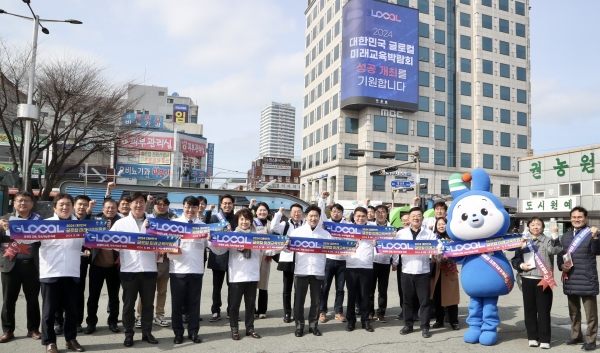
[384,166,398,173]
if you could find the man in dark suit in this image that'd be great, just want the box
[0,191,42,343]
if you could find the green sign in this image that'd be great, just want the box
[0,164,45,177]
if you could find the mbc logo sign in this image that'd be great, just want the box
[11,224,66,234]
[370,10,402,23]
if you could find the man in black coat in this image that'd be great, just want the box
[557,206,600,351]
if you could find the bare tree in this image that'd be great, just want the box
[0,38,144,199]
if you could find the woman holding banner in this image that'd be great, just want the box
[511,217,561,349]
[253,202,273,319]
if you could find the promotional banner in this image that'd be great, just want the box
[146,219,228,239]
[120,135,174,151]
[207,143,214,177]
[525,240,557,290]
[116,164,171,180]
[209,232,286,250]
[324,222,395,240]
[287,237,357,255]
[375,239,440,255]
[9,220,108,240]
[442,236,523,258]
[139,150,171,165]
[85,231,179,252]
[122,113,164,129]
[1,241,32,261]
[173,104,189,123]
[180,138,206,157]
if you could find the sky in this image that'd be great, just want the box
[0,0,598,183]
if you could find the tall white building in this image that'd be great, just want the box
[300,0,531,204]
[259,102,296,159]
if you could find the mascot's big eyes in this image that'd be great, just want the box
[461,213,468,221]
[481,208,488,216]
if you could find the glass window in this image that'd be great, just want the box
[500,132,510,147]
[324,99,330,115]
[516,1,525,15]
[460,0,470,3]
[500,109,510,124]
[434,150,445,166]
[500,156,511,171]
[483,106,493,121]
[316,128,321,143]
[419,22,429,38]
[482,14,492,29]
[482,59,493,74]
[303,136,307,149]
[316,105,322,120]
[434,6,445,21]
[315,151,320,166]
[499,18,509,33]
[419,46,430,62]
[302,157,306,171]
[461,105,472,119]
[345,117,358,133]
[435,125,445,141]
[373,142,387,159]
[324,123,329,138]
[332,118,338,135]
[374,115,387,132]
[434,100,445,116]
[499,0,509,11]
[482,0,492,6]
[461,128,472,144]
[419,96,430,112]
[420,177,429,195]
[516,44,526,59]
[516,23,526,37]
[517,112,527,126]
[419,147,429,163]
[461,153,472,168]
[483,130,494,145]
[419,71,430,86]
[499,41,509,55]
[435,29,445,44]
[500,86,510,101]
[345,143,358,160]
[517,89,527,103]
[418,0,429,14]
[483,154,494,169]
[517,134,527,149]
[461,81,471,96]
[395,144,408,161]
[435,52,445,68]
[397,0,410,6]
[517,67,526,81]
[373,175,386,192]
[500,184,510,197]
[309,133,314,146]
[396,118,409,134]
[417,121,429,137]
[333,69,339,85]
[460,13,471,27]
[482,37,493,52]
[460,35,471,50]
[323,147,328,164]
[499,63,510,78]
[344,175,357,191]
[461,58,471,73]
[435,76,445,91]
[483,83,493,98]
[331,144,337,160]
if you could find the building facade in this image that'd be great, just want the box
[259,102,296,159]
[300,0,531,204]
[247,156,302,198]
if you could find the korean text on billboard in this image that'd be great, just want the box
[173,104,189,123]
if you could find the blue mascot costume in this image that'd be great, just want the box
[447,168,514,346]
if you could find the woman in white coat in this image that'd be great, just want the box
[253,202,273,319]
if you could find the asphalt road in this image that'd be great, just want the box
[1,262,597,353]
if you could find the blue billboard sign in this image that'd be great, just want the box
[341,0,419,111]
[122,113,164,129]
[207,143,214,177]
[116,164,171,180]
[182,169,206,183]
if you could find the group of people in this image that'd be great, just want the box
[0,185,599,352]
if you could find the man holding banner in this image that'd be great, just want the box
[368,205,392,323]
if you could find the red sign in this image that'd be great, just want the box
[120,136,174,151]
[180,139,206,157]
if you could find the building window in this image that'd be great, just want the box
[441,179,450,194]
[500,86,510,101]
[332,93,339,109]
[434,6,445,21]
[303,137,307,150]
[395,144,408,161]
[345,117,358,133]
[332,118,338,135]
[419,96,430,112]
[483,154,494,169]
[499,41,509,55]
[482,0,492,6]
[420,177,429,195]
[302,158,306,171]
[419,71,430,86]
[500,132,510,147]
[500,63,510,78]
[397,0,409,5]
[460,0,470,3]
[324,124,329,139]
[419,46,430,62]
[434,100,445,116]
[315,151,321,166]
[434,52,445,68]
[310,111,314,125]
[461,81,471,96]
[374,115,387,132]
[316,128,321,143]
[516,23,526,37]
[460,35,471,50]
[517,89,527,103]
[500,109,510,124]
[517,134,527,149]
[345,143,358,160]
[500,184,510,197]
[309,155,313,168]
[166,98,173,103]
[373,175,386,191]
[435,76,445,92]
[499,18,509,33]
[461,105,472,120]
[517,112,527,126]
[419,22,429,38]
[498,0,509,11]
[483,106,493,121]
[418,0,429,14]
[483,83,493,98]
[460,13,471,27]
[435,29,445,44]
[516,44,527,59]
[419,147,429,163]
[531,191,545,198]
[434,125,445,141]
[461,128,472,144]
[333,69,339,85]
[344,175,357,191]
[482,59,493,74]
[461,58,471,73]
[516,1,525,15]
[434,150,445,166]
[517,67,526,81]
[482,37,493,52]
[396,118,409,135]
[483,130,494,145]
[331,144,337,160]
[500,156,511,171]
[461,153,472,168]
[309,133,314,147]
[482,14,492,29]
[417,121,429,137]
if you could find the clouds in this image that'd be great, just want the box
[531,78,600,124]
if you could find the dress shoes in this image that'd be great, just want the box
[46,343,58,353]
[0,332,14,343]
[583,342,597,351]
[108,324,120,333]
[431,322,444,329]
[422,328,432,338]
[231,331,240,340]
[76,325,83,333]
[83,325,96,334]
[309,328,322,336]
[346,323,355,332]
[565,337,584,345]
[295,329,303,337]
[246,331,261,339]
[123,336,134,347]
[142,334,158,344]
[283,314,293,323]
[173,334,183,344]
[451,323,460,330]
[363,323,374,332]
[188,334,202,343]
[66,339,85,352]
[400,326,414,335]
[27,330,42,339]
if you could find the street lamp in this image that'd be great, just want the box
[1,2,82,191]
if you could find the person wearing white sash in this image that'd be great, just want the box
[253,202,273,319]
[368,204,392,323]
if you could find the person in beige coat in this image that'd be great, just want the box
[252,202,273,319]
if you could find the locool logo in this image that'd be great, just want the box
[151,223,186,233]
[292,240,319,248]
[11,224,65,234]
[381,242,414,250]
[89,233,136,244]
[213,235,252,244]
[446,242,484,251]
[370,10,402,22]
[329,226,359,234]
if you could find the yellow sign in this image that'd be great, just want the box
[139,150,171,165]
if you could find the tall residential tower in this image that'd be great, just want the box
[259,102,296,159]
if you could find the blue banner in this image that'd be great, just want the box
[85,231,179,252]
[122,113,164,129]
[287,237,357,255]
[9,220,108,240]
[146,218,227,239]
[210,231,286,250]
[442,236,523,258]
[324,222,395,240]
[207,143,214,177]
[375,239,439,255]
[116,164,171,180]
